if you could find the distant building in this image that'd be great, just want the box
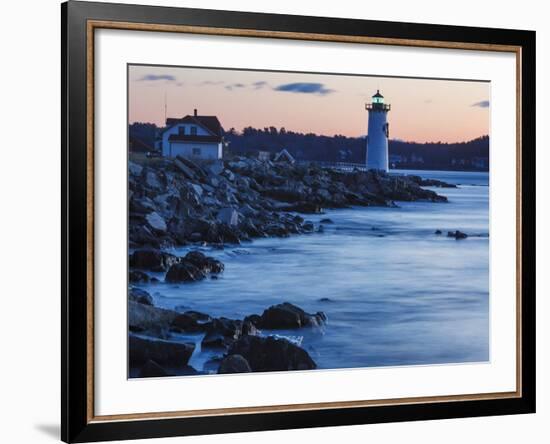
[158,109,225,160]
[274,148,295,164]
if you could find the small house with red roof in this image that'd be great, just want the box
[158,109,224,160]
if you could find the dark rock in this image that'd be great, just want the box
[183,251,224,274]
[130,249,180,272]
[257,302,326,329]
[129,334,195,369]
[447,230,468,239]
[201,331,232,349]
[170,313,201,332]
[128,300,178,335]
[138,360,172,378]
[165,262,205,282]
[129,270,151,283]
[435,229,443,235]
[228,335,316,372]
[318,297,332,302]
[129,287,153,306]
[183,310,211,323]
[320,218,334,224]
[217,354,252,374]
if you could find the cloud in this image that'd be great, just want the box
[138,74,177,82]
[471,100,490,108]
[253,81,269,89]
[274,82,334,95]
[225,83,246,91]
[200,80,225,86]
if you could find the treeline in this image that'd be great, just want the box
[128,123,489,171]
[225,127,489,171]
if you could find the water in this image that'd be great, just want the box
[136,170,489,372]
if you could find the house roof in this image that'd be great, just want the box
[165,115,224,137]
[168,134,222,143]
[274,148,295,162]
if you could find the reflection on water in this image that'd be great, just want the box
[136,170,489,371]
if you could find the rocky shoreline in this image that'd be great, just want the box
[129,297,325,377]
[128,155,455,377]
[129,155,452,252]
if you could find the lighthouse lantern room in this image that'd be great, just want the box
[365,90,391,172]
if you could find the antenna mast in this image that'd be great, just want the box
[164,91,167,124]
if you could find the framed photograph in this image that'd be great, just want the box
[62,1,536,442]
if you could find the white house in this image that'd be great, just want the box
[157,109,224,160]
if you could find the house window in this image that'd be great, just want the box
[192,147,201,156]
[178,126,185,136]
[190,126,197,135]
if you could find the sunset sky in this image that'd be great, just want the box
[128,65,490,143]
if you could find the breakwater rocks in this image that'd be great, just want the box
[129,297,325,377]
[128,156,450,250]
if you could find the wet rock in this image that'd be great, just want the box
[129,287,153,306]
[170,313,201,333]
[435,229,442,235]
[128,300,178,334]
[183,251,224,274]
[320,218,334,224]
[217,207,239,226]
[145,212,167,232]
[129,334,195,369]
[228,335,316,372]
[129,249,180,272]
[217,354,252,374]
[129,270,152,283]
[183,310,211,323]
[165,262,206,283]
[447,230,468,239]
[257,302,326,329]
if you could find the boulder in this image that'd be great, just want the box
[447,230,468,239]
[183,251,224,274]
[217,354,252,374]
[129,334,195,369]
[145,212,167,232]
[128,161,143,177]
[228,335,316,372]
[170,313,201,333]
[320,218,334,224]
[130,249,180,272]
[257,302,326,329]
[129,287,153,306]
[217,208,239,226]
[190,183,203,197]
[183,310,212,323]
[129,270,151,283]
[165,262,206,283]
[128,300,178,334]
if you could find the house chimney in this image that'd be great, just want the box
[194,108,197,116]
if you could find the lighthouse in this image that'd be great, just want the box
[365,90,391,172]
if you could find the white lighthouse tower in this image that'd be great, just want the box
[365,90,391,172]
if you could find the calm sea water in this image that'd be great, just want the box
[137,170,489,372]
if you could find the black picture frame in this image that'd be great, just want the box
[62,1,536,442]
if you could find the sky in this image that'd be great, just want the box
[128,64,490,143]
